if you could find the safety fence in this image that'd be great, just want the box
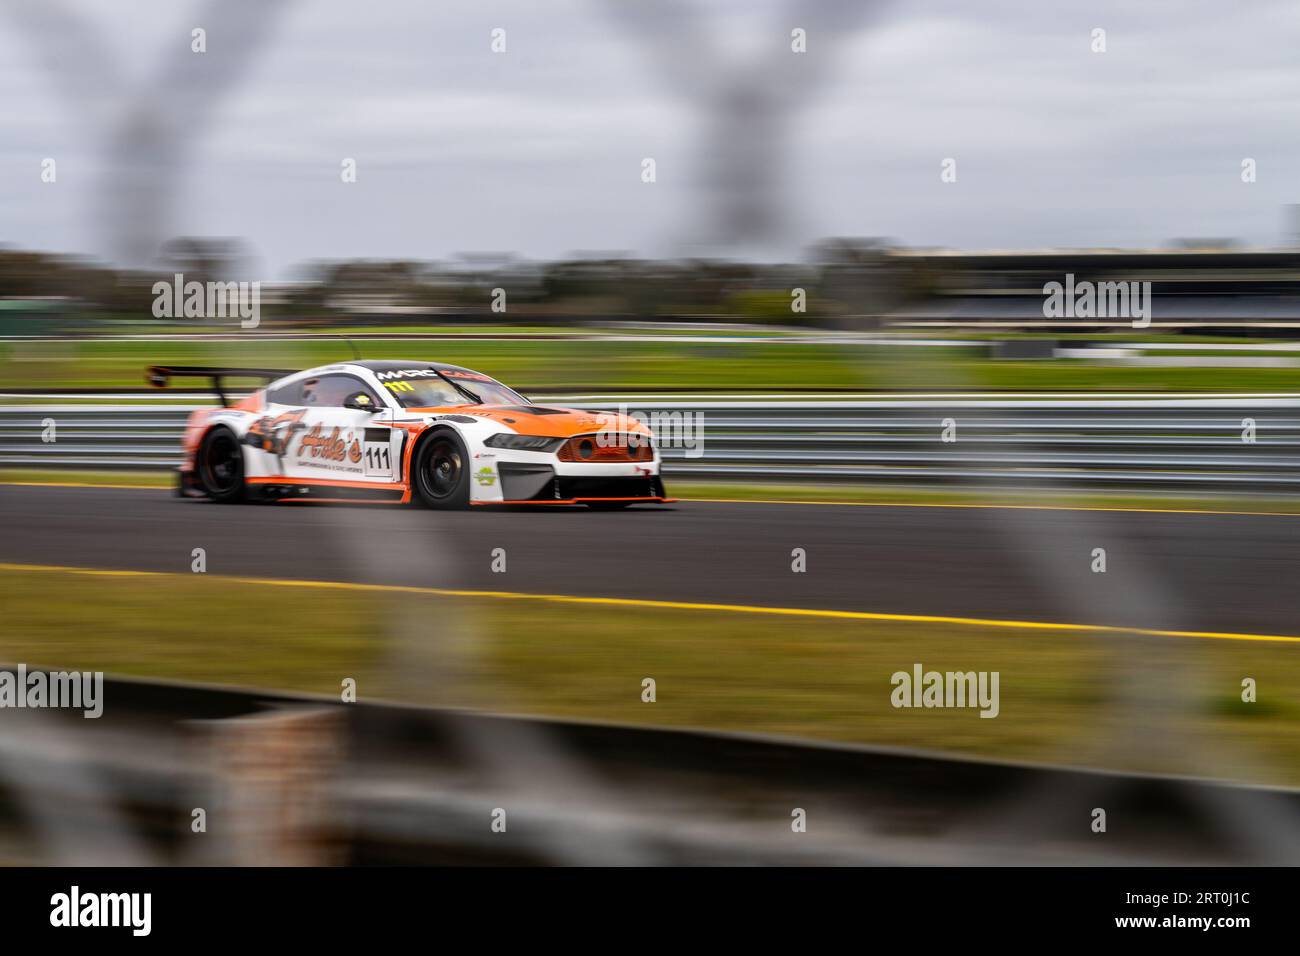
[4,393,1300,488]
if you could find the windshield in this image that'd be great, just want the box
[376,368,528,408]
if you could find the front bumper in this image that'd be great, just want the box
[485,461,672,504]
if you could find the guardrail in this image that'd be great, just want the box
[3,394,1300,488]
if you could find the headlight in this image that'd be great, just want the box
[484,433,564,452]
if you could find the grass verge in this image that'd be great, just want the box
[1,567,1298,787]
[8,334,1300,391]
[0,469,172,488]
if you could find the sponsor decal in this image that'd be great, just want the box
[441,369,493,382]
[475,466,497,486]
[298,423,362,464]
[245,409,306,460]
[375,368,440,381]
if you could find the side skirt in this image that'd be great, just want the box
[246,477,407,504]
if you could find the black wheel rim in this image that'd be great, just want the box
[202,433,241,493]
[424,439,463,499]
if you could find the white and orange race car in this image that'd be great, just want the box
[148,361,673,509]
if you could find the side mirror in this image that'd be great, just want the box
[343,392,377,412]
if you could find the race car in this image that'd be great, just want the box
[147,361,673,509]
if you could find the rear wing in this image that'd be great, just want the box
[146,366,294,406]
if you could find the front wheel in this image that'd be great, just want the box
[412,431,470,509]
[195,426,246,503]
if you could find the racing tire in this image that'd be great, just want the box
[196,426,246,503]
[412,430,470,509]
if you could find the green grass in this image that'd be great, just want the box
[0,469,173,488]
[6,334,1300,392]
[0,337,872,391]
[2,567,1299,786]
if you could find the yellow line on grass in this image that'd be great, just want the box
[1,560,1298,645]
[0,480,168,490]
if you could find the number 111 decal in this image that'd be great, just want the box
[364,440,394,478]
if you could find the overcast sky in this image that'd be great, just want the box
[3,0,1300,276]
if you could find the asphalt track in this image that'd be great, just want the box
[2,484,1300,637]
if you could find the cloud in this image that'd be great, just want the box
[1,0,1299,275]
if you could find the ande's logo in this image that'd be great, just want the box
[247,410,306,459]
[298,424,362,463]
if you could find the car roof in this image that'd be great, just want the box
[351,360,487,377]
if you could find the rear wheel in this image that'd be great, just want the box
[196,426,246,503]
[413,431,470,509]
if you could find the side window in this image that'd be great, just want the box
[267,381,302,405]
[300,374,379,408]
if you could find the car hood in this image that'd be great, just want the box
[405,404,653,439]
